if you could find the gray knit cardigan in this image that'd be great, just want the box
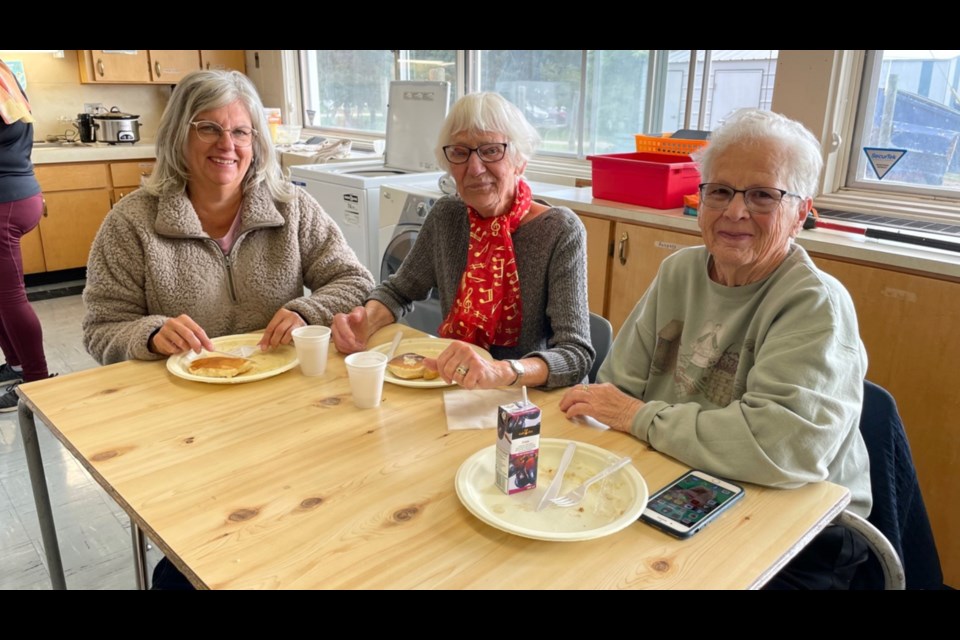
[368,195,593,388]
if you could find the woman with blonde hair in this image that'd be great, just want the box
[83,69,373,365]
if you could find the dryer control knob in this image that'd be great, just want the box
[438,173,457,195]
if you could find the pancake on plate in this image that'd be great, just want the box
[387,353,439,380]
[188,356,254,378]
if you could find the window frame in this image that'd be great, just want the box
[814,50,960,224]
[846,50,960,200]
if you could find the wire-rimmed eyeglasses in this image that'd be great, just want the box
[699,183,802,215]
[442,142,508,165]
[190,121,258,147]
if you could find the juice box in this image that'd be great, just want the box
[495,400,541,495]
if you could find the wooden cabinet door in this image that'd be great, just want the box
[607,222,701,334]
[110,161,155,187]
[35,163,109,192]
[38,190,112,271]
[113,187,138,203]
[576,213,612,318]
[200,50,246,73]
[20,227,46,275]
[148,50,201,83]
[80,50,151,83]
[812,255,960,583]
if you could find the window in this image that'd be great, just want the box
[473,50,777,159]
[848,50,960,198]
[297,50,778,160]
[299,50,458,135]
[661,50,777,132]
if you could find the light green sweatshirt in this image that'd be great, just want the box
[599,244,871,517]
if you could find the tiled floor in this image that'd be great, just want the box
[0,293,162,590]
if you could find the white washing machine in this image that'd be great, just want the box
[380,182,446,334]
[289,81,450,276]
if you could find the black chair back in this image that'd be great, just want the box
[588,313,613,383]
[853,380,944,589]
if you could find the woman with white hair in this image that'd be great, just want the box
[333,92,593,389]
[561,108,872,588]
[83,70,374,365]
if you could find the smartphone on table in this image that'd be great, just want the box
[640,469,744,539]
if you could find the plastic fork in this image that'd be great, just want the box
[549,456,632,508]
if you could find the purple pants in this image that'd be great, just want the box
[0,193,48,382]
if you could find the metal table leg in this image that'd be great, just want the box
[17,402,66,590]
[132,521,149,590]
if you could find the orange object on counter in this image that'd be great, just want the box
[635,133,708,156]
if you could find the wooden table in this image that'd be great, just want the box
[17,325,849,589]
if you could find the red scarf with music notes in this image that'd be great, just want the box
[439,179,531,349]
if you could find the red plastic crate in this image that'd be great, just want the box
[588,152,701,209]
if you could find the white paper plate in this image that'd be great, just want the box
[166,333,299,384]
[455,438,648,542]
[371,337,492,388]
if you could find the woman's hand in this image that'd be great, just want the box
[331,306,372,354]
[559,382,645,433]
[425,341,513,390]
[150,314,215,357]
[332,301,396,355]
[259,309,306,350]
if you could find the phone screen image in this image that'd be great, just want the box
[647,475,739,528]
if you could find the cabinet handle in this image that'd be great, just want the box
[618,232,628,265]
[42,197,48,217]
[206,62,211,70]
[155,61,162,78]
[97,58,105,77]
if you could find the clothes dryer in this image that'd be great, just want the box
[289,81,450,276]
[379,182,445,335]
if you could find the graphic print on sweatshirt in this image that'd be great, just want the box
[651,319,754,407]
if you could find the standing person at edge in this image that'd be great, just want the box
[0,59,54,412]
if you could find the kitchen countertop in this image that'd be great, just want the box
[535,186,960,282]
[30,142,157,164]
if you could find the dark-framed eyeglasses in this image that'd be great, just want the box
[698,183,802,215]
[190,121,258,147]
[442,142,508,165]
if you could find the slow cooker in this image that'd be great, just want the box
[92,107,141,144]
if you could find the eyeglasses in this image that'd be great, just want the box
[442,142,508,165]
[698,183,802,215]
[190,121,258,147]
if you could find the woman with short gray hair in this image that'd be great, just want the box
[561,108,871,588]
[83,69,373,365]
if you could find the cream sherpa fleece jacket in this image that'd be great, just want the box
[83,184,374,365]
